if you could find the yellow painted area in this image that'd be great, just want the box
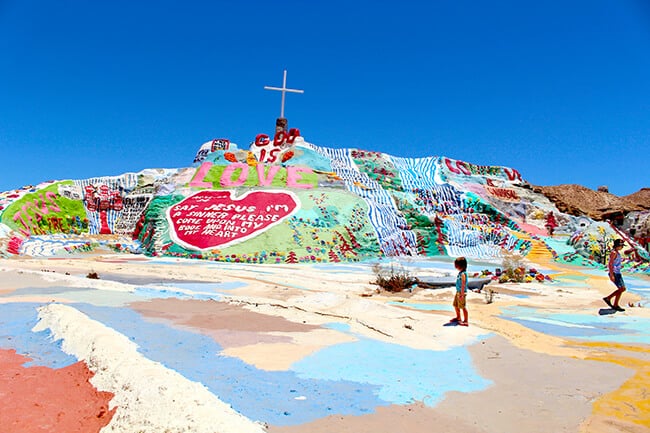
[471,252,650,432]
[571,341,650,429]
[474,301,650,429]
[527,239,554,261]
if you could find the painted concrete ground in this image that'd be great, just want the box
[1,255,649,432]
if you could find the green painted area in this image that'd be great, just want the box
[1,182,88,235]
[196,164,318,189]
[138,195,184,254]
[351,150,403,191]
[391,190,445,256]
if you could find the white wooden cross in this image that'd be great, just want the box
[264,70,304,118]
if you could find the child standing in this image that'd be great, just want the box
[451,256,469,326]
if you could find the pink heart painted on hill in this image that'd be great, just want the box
[167,190,299,250]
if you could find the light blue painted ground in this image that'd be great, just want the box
[166,281,249,291]
[500,306,650,344]
[322,322,351,332]
[624,275,650,301]
[312,263,374,273]
[133,281,246,299]
[132,287,218,300]
[0,302,77,368]
[291,339,491,407]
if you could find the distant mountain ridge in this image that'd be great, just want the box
[533,185,650,221]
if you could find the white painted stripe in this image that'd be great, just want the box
[34,303,266,433]
[516,316,596,329]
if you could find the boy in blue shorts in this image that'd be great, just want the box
[603,239,626,312]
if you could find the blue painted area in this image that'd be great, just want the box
[72,304,387,425]
[550,274,590,288]
[133,286,218,300]
[322,322,351,332]
[549,312,650,344]
[500,306,650,344]
[388,301,454,312]
[579,269,609,277]
[286,146,333,172]
[624,276,650,302]
[132,281,247,300]
[311,264,370,273]
[0,302,77,368]
[159,281,248,292]
[543,238,575,255]
[291,339,492,406]
[506,317,624,338]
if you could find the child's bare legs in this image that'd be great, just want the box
[608,287,626,307]
[458,308,468,326]
[453,307,461,321]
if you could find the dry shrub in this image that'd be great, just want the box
[484,288,495,304]
[371,263,417,292]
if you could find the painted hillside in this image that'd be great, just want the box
[1,131,648,274]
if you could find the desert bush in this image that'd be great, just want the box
[484,288,495,304]
[371,263,417,292]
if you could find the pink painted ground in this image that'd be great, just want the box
[0,349,115,433]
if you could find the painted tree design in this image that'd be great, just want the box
[328,250,341,262]
[336,231,355,256]
[416,232,427,255]
[285,251,298,264]
[344,225,361,249]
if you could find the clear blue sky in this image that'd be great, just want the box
[1,0,649,196]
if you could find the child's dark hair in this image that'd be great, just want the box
[454,256,467,271]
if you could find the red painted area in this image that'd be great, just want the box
[167,190,299,250]
[0,349,115,433]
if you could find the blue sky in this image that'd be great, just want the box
[1,0,649,196]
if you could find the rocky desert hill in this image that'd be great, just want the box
[533,185,650,221]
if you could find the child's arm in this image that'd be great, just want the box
[460,272,467,296]
[608,251,616,281]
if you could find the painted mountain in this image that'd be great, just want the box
[1,132,648,274]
